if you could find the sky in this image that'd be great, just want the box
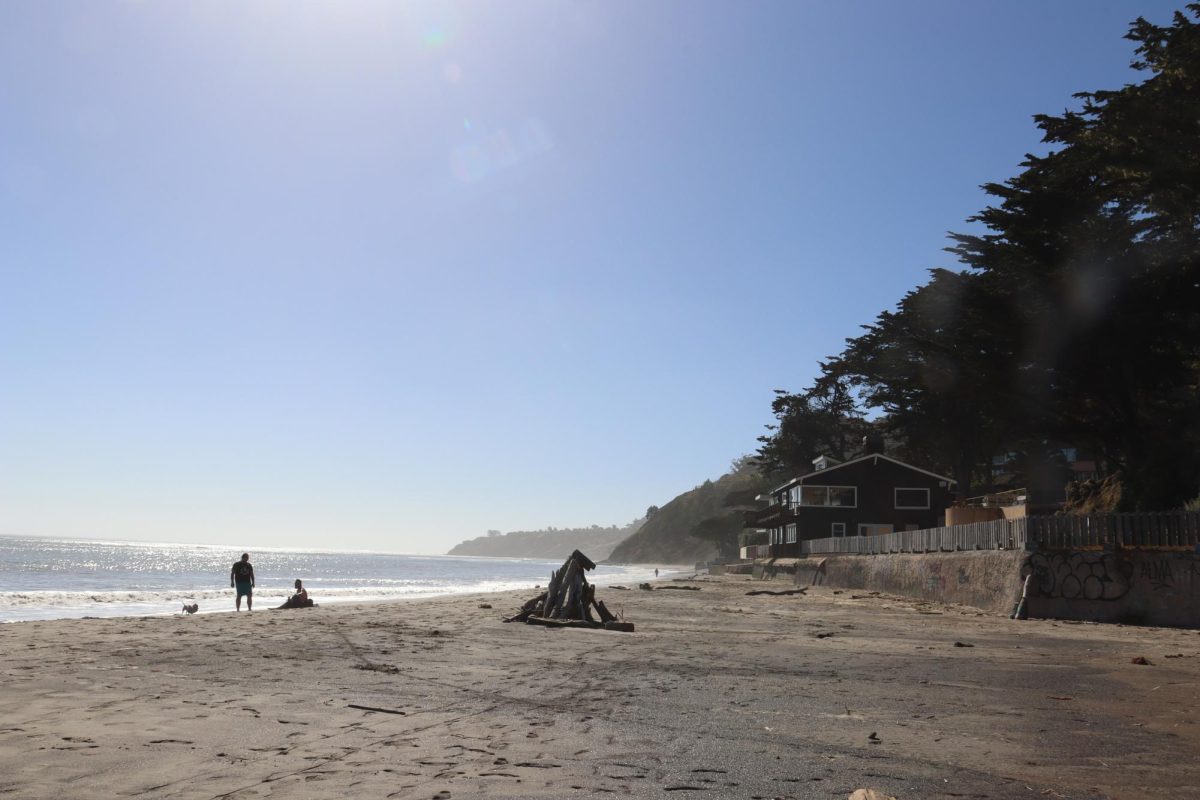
[0,1,1186,554]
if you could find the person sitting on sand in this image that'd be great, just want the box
[277,579,313,609]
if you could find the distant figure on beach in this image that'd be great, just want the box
[231,553,255,611]
[655,568,659,578]
[277,579,314,609]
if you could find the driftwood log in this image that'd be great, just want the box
[745,587,808,596]
[503,550,633,632]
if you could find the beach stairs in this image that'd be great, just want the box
[504,550,634,632]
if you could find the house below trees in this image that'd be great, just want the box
[747,453,956,558]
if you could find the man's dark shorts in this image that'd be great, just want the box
[235,579,253,598]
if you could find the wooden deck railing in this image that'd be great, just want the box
[796,511,1200,556]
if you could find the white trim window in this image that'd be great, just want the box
[785,524,797,544]
[894,487,930,510]
[798,485,857,508]
[831,522,846,537]
[858,523,894,536]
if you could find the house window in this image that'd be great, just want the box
[829,487,856,507]
[831,522,846,537]
[798,486,857,508]
[894,487,930,510]
[800,486,826,506]
[785,524,797,543]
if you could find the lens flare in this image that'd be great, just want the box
[423,27,447,48]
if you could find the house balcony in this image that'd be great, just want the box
[744,503,795,528]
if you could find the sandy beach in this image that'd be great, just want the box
[1,575,1198,799]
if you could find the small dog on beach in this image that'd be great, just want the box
[182,603,199,615]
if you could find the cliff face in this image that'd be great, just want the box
[606,465,770,565]
[450,462,777,566]
[447,523,638,562]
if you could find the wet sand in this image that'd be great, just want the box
[1,574,1198,799]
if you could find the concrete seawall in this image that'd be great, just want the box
[1023,550,1200,628]
[755,549,1200,627]
[789,551,1026,614]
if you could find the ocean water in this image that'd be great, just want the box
[0,535,661,623]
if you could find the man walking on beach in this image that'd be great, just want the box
[231,553,255,611]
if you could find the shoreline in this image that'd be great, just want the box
[4,574,1196,798]
[0,564,694,626]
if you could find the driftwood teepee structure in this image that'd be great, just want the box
[504,550,634,632]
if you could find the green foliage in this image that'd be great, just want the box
[688,512,745,562]
[607,458,775,564]
[942,5,1200,508]
[755,377,869,475]
[824,269,1016,496]
[761,6,1200,509]
[722,487,764,508]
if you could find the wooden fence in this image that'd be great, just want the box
[797,511,1200,556]
[1026,511,1200,550]
[800,518,1025,555]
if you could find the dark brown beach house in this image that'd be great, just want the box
[751,453,956,558]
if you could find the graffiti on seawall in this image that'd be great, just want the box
[922,560,972,592]
[1139,558,1173,591]
[1025,552,1133,601]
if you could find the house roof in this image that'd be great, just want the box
[771,453,957,493]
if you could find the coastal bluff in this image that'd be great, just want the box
[607,462,772,565]
[447,522,639,561]
[451,461,774,565]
